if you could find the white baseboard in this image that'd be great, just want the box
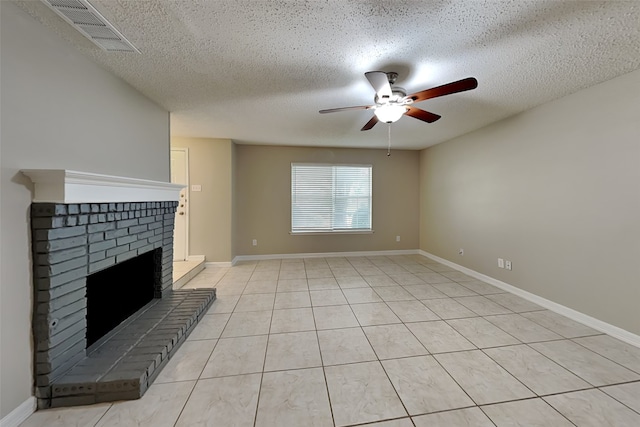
[232,249,420,265]
[419,250,640,349]
[186,255,205,262]
[0,397,35,427]
[205,261,234,268]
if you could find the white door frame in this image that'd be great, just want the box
[171,148,189,261]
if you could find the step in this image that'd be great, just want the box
[40,288,216,408]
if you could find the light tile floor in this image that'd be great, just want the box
[20,255,640,427]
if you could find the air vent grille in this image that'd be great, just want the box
[48,0,85,8]
[78,24,121,40]
[42,0,140,53]
[58,8,104,26]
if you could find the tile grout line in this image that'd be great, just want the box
[479,340,596,400]
[169,264,246,426]
[522,340,633,389]
[570,336,640,376]
[346,256,416,424]
[89,403,114,427]
[170,372,199,426]
[251,261,279,427]
[597,381,640,416]
[309,268,338,427]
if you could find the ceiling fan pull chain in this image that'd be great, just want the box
[387,123,392,157]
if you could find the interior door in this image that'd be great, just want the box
[170,149,188,261]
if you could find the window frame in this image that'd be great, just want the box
[290,163,373,235]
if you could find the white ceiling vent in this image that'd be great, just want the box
[42,0,140,53]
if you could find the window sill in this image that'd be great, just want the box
[290,230,374,236]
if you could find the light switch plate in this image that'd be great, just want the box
[191,184,202,192]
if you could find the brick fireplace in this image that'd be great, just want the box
[22,170,216,408]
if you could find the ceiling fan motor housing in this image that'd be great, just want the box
[375,87,408,105]
[385,72,399,84]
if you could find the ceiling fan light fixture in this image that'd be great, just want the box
[374,104,407,123]
[319,72,477,131]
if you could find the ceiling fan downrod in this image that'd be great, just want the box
[386,72,398,85]
[387,123,392,157]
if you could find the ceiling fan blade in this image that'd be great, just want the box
[361,115,379,131]
[365,71,392,99]
[405,106,441,123]
[407,77,478,103]
[319,105,374,114]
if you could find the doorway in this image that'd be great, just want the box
[170,148,189,261]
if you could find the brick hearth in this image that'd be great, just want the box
[30,201,216,408]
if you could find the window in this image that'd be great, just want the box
[291,163,372,233]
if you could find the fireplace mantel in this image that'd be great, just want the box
[21,169,184,203]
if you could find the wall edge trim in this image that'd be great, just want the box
[205,261,234,267]
[232,249,420,264]
[419,250,640,348]
[0,397,36,427]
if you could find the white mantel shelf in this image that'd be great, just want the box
[21,169,184,203]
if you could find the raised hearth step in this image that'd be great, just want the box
[39,288,216,408]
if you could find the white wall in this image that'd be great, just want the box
[420,68,640,336]
[0,2,170,418]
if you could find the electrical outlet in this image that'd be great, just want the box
[396,235,401,242]
[252,239,257,246]
[505,260,512,270]
[458,248,464,256]
[498,258,505,268]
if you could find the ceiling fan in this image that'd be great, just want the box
[319,72,478,131]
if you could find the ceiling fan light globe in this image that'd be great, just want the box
[374,104,407,123]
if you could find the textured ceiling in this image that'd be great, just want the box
[15,0,640,149]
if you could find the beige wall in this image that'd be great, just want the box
[235,145,420,256]
[231,143,238,258]
[0,2,170,418]
[171,137,233,262]
[420,69,640,335]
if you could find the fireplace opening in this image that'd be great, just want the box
[86,249,160,347]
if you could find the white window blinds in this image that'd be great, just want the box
[291,163,372,232]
